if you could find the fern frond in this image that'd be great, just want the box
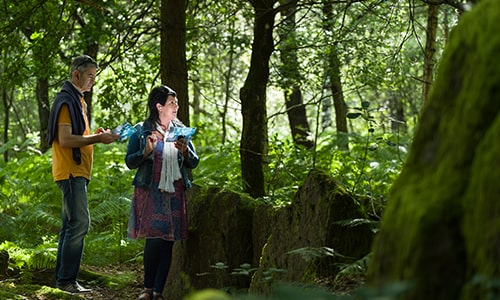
[287,246,352,262]
[335,252,371,281]
[334,218,377,228]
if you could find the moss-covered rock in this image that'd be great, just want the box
[249,169,373,295]
[367,1,500,299]
[165,170,373,300]
[166,185,256,299]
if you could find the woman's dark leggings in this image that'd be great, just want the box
[144,238,174,294]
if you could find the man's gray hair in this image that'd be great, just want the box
[69,55,98,77]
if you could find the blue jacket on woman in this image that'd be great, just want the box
[125,119,199,188]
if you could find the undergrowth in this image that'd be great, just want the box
[0,113,410,297]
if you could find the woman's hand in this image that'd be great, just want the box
[144,134,157,157]
[174,137,189,157]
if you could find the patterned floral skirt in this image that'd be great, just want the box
[128,179,188,241]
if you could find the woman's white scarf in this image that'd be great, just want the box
[156,122,182,193]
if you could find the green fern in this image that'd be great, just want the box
[287,246,352,262]
[0,240,56,280]
[334,252,371,282]
[28,244,57,270]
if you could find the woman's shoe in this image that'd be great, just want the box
[153,292,164,300]
[137,289,153,300]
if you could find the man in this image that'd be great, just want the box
[46,55,119,293]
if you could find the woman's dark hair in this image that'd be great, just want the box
[147,85,177,124]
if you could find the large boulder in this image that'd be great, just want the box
[367,1,500,299]
[249,169,373,294]
[166,186,255,300]
[165,169,373,300]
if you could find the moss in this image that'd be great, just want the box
[368,0,500,299]
[0,282,80,299]
[78,267,135,289]
[184,288,233,300]
[461,106,500,299]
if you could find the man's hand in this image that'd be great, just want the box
[58,125,117,148]
[95,128,120,144]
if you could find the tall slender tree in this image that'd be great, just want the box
[161,0,189,125]
[221,19,238,145]
[240,0,277,197]
[75,2,108,127]
[422,2,439,105]
[21,1,68,153]
[278,0,313,149]
[1,74,12,162]
[322,0,348,150]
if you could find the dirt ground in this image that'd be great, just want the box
[4,262,359,299]
[16,263,146,300]
[78,263,144,300]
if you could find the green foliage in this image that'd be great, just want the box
[0,138,142,275]
[210,262,260,278]
[0,0,452,297]
[0,143,60,245]
[0,104,407,299]
[186,281,412,299]
[287,247,352,263]
[194,141,243,190]
[185,288,233,300]
[232,263,258,277]
[0,240,56,277]
[265,136,311,205]
[186,280,413,300]
[315,100,409,205]
[286,247,373,293]
[334,253,371,284]
[341,101,408,196]
[0,282,79,300]
[264,284,344,300]
[80,143,144,266]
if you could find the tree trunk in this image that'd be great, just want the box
[2,49,12,162]
[422,3,438,105]
[191,80,201,127]
[2,87,10,163]
[27,35,53,153]
[329,49,348,149]
[286,88,313,148]
[389,92,406,133]
[30,44,51,153]
[83,42,99,128]
[322,1,348,150]
[368,1,500,299]
[240,0,276,198]
[161,0,189,126]
[36,78,50,153]
[221,20,237,145]
[278,0,313,149]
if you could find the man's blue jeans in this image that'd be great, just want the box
[55,176,90,286]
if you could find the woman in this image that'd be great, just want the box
[125,85,200,300]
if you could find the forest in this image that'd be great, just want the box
[2,0,497,299]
